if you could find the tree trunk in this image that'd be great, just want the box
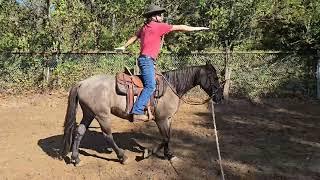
[317,51,320,99]
[46,0,50,19]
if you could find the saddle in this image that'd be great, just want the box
[115,71,166,117]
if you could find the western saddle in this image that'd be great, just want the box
[115,68,166,120]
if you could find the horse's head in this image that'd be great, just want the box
[198,62,224,103]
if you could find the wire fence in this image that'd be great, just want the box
[0,51,317,98]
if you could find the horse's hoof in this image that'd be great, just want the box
[165,154,176,161]
[104,147,113,153]
[70,157,81,166]
[119,154,129,165]
[169,156,180,162]
[143,148,153,159]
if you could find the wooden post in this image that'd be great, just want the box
[43,66,50,86]
[317,51,320,99]
[112,14,115,36]
[223,46,232,101]
[46,67,50,83]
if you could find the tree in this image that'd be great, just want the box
[204,0,259,100]
[255,0,320,53]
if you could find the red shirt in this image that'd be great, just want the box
[136,21,173,60]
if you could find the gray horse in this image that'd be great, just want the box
[61,62,223,165]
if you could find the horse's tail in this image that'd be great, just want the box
[61,83,80,158]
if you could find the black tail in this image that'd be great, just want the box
[61,84,80,158]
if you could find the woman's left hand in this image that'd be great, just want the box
[114,46,126,51]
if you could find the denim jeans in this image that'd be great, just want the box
[131,56,156,115]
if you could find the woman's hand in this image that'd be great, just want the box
[194,27,210,31]
[114,46,126,51]
[172,25,210,32]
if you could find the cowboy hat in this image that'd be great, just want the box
[143,5,166,17]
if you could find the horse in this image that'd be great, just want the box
[61,62,223,165]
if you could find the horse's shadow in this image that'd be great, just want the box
[37,129,157,163]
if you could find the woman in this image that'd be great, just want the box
[115,4,209,121]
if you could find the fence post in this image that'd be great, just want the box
[223,47,232,101]
[46,67,50,83]
[43,66,50,87]
[317,51,320,99]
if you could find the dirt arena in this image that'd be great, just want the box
[0,92,319,180]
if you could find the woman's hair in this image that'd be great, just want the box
[144,13,163,26]
[144,17,153,26]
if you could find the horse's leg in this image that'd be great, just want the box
[96,115,128,164]
[70,111,94,166]
[155,117,175,160]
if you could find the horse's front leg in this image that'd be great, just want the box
[155,117,175,160]
[163,140,174,160]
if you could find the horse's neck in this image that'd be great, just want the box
[176,81,196,98]
[164,67,199,97]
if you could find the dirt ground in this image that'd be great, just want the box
[0,92,319,180]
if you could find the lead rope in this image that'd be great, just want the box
[211,101,225,180]
[156,68,224,178]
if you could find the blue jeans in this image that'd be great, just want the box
[131,56,156,115]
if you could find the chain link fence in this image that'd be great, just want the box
[0,52,316,99]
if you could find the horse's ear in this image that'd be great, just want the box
[221,80,226,86]
[220,68,225,76]
[205,61,216,71]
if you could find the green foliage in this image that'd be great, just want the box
[255,0,320,52]
[50,54,136,88]
[230,53,314,98]
[0,53,314,99]
[0,54,44,92]
[0,0,318,98]
[0,0,319,53]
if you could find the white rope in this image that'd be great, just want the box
[211,101,225,180]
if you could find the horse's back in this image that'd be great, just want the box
[77,74,117,106]
[79,74,114,90]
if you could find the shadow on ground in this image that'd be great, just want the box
[192,99,320,179]
[37,130,157,161]
[38,99,320,179]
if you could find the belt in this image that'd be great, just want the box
[139,55,155,61]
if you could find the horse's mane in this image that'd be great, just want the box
[163,66,202,97]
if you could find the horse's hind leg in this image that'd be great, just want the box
[96,115,128,164]
[70,110,94,165]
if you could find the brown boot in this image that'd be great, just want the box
[133,114,149,122]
